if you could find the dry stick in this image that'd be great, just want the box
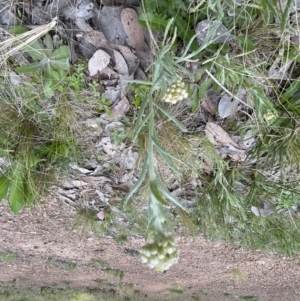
[141,0,158,51]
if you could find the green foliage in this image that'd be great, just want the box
[124,18,204,270]
[88,82,113,117]
[69,63,86,92]
[132,0,300,256]
[139,0,199,51]
[0,76,76,213]
[0,250,17,263]
[13,29,70,98]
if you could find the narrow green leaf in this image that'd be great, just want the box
[43,79,55,98]
[9,25,28,34]
[132,111,151,142]
[153,137,194,171]
[192,87,200,113]
[0,175,10,201]
[123,154,149,209]
[155,173,189,212]
[280,0,293,34]
[135,91,151,132]
[104,106,114,118]
[155,145,181,175]
[150,180,168,205]
[162,17,175,45]
[43,34,53,56]
[15,60,46,73]
[125,79,152,85]
[49,67,60,81]
[23,179,34,204]
[173,13,198,51]
[283,80,300,100]
[9,167,24,214]
[50,58,70,71]
[138,12,169,31]
[198,77,213,99]
[28,153,43,168]
[153,100,187,132]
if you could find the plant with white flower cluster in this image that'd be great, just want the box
[162,79,188,104]
[123,18,204,272]
[140,235,179,271]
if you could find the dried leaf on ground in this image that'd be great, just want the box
[216,145,246,162]
[202,95,218,115]
[251,201,274,217]
[242,130,256,149]
[62,0,96,20]
[97,211,105,220]
[113,44,139,75]
[268,58,292,80]
[88,50,111,76]
[205,122,241,149]
[113,50,129,76]
[81,31,113,51]
[218,94,240,118]
[82,30,139,75]
[105,86,121,103]
[0,4,16,25]
[121,8,145,51]
[111,94,130,119]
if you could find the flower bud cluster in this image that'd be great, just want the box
[162,80,188,104]
[140,236,179,271]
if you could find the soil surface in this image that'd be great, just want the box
[0,196,300,301]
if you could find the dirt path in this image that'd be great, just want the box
[0,198,300,301]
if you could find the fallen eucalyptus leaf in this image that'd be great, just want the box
[97,211,105,220]
[121,7,145,51]
[268,58,292,80]
[113,50,129,76]
[111,94,130,119]
[81,31,139,74]
[218,94,240,118]
[242,130,256,149]
[251,201,274,217]
[205,122,241,149]
[88,49,111,76]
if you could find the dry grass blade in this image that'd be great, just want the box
[0,17,57,65]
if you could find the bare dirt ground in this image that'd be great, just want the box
[0,195,300,301]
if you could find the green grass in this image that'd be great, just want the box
[239,296,260,301]
[0,251,17,263]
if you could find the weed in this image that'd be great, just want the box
[231,269,247,282]
[88,260,107,269]
[0,250,17,263]
[239,296,260,301]
[69,63,86,92]
[103,268,124,281]
[13,29,70,98]
[0,75,77,213]
[169,284,184,294]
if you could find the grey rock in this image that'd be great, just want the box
[196,20,235,45]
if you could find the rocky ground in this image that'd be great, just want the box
[0,197,300,301]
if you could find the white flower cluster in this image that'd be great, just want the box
[140,236,179,271]
[162,80,188,104]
